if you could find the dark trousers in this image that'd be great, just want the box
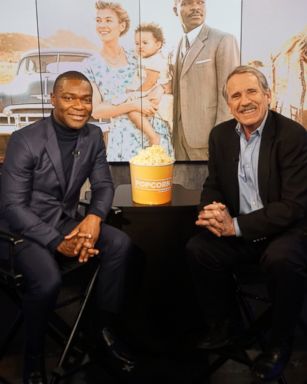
[13,221,133,357]
[186,229,307,345]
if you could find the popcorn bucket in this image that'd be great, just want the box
[129,162,174,205]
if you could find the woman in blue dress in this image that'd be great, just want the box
[84,1,174,162]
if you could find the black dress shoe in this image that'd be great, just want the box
[23,355,47,384]
[99,327,135,373]
[23,370,47,384]
[197,318,241,350]
[251,344,291,382]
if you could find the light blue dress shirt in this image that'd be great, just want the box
[233,112,268,236]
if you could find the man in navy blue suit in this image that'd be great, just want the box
[186,66,307,382]
[1,71,135,383]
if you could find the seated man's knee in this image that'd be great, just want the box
[261,251,295,276]
[16,241,63,300]
[111,230,132,254]
[31,272,62,300]
[186,236,200,259]
[99,226,133,264]
[261,234,307,276]
[186,235,212,267]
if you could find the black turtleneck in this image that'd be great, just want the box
[52,113,81,185]
[48,114,83,253]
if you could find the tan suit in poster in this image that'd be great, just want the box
[173,24,240,160]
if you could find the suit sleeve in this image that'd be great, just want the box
[87,129,114,220]
[1,132,63,247]
[215,34,240,126]
[237,125,307,240]
[199,129,225,211]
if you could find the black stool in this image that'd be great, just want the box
[0,227,101,384]
[202,265,307,384]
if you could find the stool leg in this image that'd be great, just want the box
[50,265,100,384]
[278,374,288,384]
[236,292,289,384]
[0,311,23,359]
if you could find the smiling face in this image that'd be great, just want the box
[226,73,271,134]
[95,8,126,42]
[135,31,162,58]
[51,78,92,130]
[174,0,205,33]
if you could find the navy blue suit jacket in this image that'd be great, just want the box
[1,116,114,248]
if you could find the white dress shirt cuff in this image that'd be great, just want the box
[233,217,242,237]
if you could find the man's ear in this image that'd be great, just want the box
[266,90,272,105]
[173,6,178,16]
[50,93,55,107]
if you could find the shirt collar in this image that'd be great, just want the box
[235,110,269,137]
[186,23,203,46]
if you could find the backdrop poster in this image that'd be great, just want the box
[241,0,307,129]
[0,0,241,161]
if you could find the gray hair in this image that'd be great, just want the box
[174,0,206,6]
[222,65,270,101]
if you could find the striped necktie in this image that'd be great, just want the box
[181,34,190,58]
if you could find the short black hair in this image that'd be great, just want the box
[53,71,92,93]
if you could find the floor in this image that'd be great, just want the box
[1,324,307,384]
[1,272,307,384]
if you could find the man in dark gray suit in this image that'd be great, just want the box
[173,0,239,160]
[1,71,135,384]
[186,66,307,382]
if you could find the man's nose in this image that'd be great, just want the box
[72,98,85,108]
[241,93,251,105]
[190,1,202,9]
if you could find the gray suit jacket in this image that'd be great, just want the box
[173,24,239,156]
[1,116,114,247]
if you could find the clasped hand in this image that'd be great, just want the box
[57,214,101,263]
[196,201,235,237]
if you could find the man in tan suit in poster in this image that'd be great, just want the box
[173,0,240,160]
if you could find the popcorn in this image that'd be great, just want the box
[130,145,174,166]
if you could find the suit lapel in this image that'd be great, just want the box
[258,112,275,203]
[181,24,209,78]
[176,37,184,73]
[45,118,66,196]
[228,127,241,214]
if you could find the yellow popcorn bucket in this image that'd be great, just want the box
[129,161,174,205]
